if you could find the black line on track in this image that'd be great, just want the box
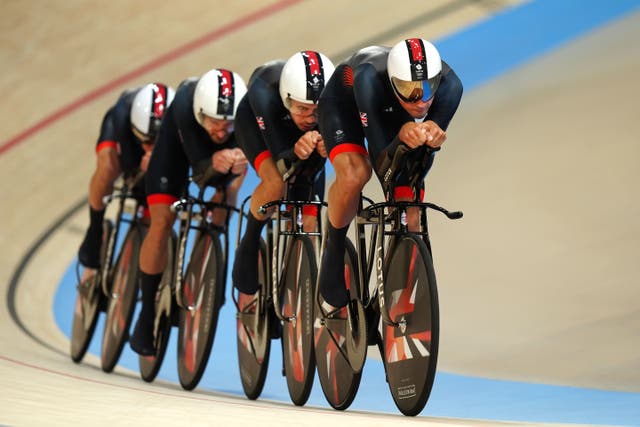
[6,197,87,357]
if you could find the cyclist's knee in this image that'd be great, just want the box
[147,206,175,236]
[262,174,286,201]
[335,154,371,194]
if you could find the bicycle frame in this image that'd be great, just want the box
[100,171,146,297]
[353,146,463,329]
[234,164,326,324]
[171,183,239,310]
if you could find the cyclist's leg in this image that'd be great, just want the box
[130,124,185,355]
[290,172,324,234]
[78,143,121,277]
[316,64,371,309]
[380,149,433,231]
[232,158,284,295]
[130,202,175,355]
[392,186,424,232]
[319,151,370,308]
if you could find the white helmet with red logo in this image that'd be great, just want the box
[279,51,335,109]
[193,68,247,125]
[387,38,442,103]
[130,83,175,142]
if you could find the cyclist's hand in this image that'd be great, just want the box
[421,120,446,148]
[316,138,328,158]
[139,150,152,172]
[294,130,322,160]
[230,148,248,175]
[399,122,429,148]
[212,149,236,174]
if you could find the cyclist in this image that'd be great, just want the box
[129,68,249,356]
[231,51,335,302]
[317,38,463,310]
[77,83,175,286]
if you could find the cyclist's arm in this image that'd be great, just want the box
[424,61,463,132]
[353,63,403,171]
[173,105,234,187]
[247,77,295,163]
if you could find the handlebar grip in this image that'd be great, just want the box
[448,211,463,220]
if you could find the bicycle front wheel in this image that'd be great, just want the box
[382,234,439,416]
[177,230,225,391]
[71,220,112,363]
[101,224,144,373]
[281,235,317,406]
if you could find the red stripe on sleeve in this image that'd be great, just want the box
[147,194,178,206]
[328,143,368,164]
[254,150,272,172]
[96,140,119,153]
[394,186,414,200]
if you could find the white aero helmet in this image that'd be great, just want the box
[387,38,442,103]
[279,51,335,109]
[193,68,247,125]
[130,83,175,142]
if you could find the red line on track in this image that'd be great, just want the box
[0,0,303,156]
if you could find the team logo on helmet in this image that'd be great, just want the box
[302,51,326,103]
[406,38,428,81]
[217,69,235,117]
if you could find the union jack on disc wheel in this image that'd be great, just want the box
[382,234,439,416]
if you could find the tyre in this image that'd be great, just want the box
[280,235,316,406]
[70,220,113,363]
[100,224,144,372]
[237,239,271,400]
[177,230,225,390]
[139,236,175,382]
[314,238,362,410]
[382,234,439,416]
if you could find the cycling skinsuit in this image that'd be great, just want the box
[146,78,241,206]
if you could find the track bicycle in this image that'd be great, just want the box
[70,171,146,369]
[137,177,238,390]
[314,145,462,415]
[235,160,324,405]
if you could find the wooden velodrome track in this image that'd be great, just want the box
[2,1,639,425]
